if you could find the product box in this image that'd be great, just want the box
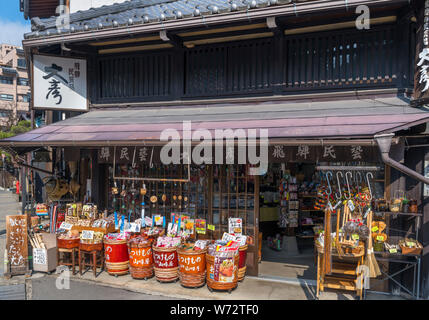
[32,233,57,273]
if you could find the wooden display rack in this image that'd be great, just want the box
[316,244,365,299]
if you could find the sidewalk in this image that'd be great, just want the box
[0,190,21,277]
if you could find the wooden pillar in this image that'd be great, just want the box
[420,147,429,299]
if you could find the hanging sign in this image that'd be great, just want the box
[414,0,429,102]
[33,55,88,111]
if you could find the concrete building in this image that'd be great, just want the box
[0,44,31,130]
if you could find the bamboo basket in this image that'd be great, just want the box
[177,247,207,288]
[238,244,248,281]
[206,252,239,293]
[128,239,154,280]
[152,245,179,282]
[79,242,103,252]
[104,238,129,276]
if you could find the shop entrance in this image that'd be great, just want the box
[258,163,322,281]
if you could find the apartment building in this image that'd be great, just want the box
[0,44,30,129]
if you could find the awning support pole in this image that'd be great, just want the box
[374,134,429,185]
[17,162,54,176]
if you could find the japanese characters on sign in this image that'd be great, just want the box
[414,0,429,100]
[33,55,87,111]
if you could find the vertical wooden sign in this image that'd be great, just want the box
[414,0,429,103]
[5,215,29,277]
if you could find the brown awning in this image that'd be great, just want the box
[1,97,428,147]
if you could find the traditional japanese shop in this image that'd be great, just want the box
[3,0,429,299]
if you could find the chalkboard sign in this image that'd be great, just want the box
[5,215,29,277]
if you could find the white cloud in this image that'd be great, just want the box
[0,19,31,47]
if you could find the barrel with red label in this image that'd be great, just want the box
[104,237,129,276]
[128,237,154,279]
[177,247,206,288]
[238,244,248,281]
[152,245,179,282]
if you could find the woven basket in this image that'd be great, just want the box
[177,247,207,288]
[238,245,248,282]
[128,240,154,280]
[206,252,239,292]
[152,245,179,282]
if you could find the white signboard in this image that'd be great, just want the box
[33,248,47,265]
[33,55,88,111]
[81,230,94,240]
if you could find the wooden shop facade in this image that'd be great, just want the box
[2,0,429,299]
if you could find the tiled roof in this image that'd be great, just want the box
[26,0,292,39]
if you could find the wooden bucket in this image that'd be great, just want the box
[152,245,179,282]
[177,247,207,288]
[206,252,239,292]
[104,239,129,276]
[238,244,248,281]
[128,240,154,280]
[57,238,80,249]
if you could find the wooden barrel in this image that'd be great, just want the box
[152,245,178,282]
[238,245,248,281]
[206,252,239,292]
[128,239,154,280]
[104,238,129,276]
[177,247,206,288]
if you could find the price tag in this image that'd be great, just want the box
[60,222,73,231]
[81,230,94,240]
[333,201,342,210]
[348,200,355,212]
[376,235,385,241]
[207,224,215,231]
[371,226,379,232]
[364,207,371,219]
[351,234,359,240]
[406,241,415,247]
[125,223,140,233]
[222,233,237,242]
[389,248,397,254]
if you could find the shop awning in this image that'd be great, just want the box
[1,96,429,148]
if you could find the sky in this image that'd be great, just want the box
[0,0,31,47]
